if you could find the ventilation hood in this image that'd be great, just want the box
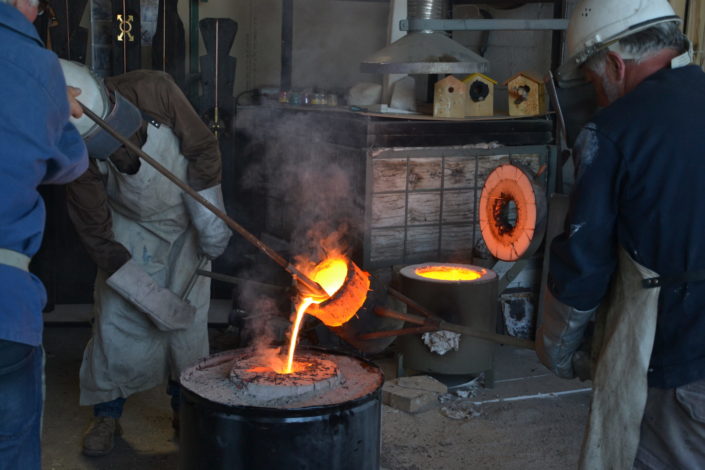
[360,0,489,75]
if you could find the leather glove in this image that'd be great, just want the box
[535,288,597,379]
[106,259,196,331]
[183,184,232,259]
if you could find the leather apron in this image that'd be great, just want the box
[579,247,660,469]
[79,123,211,406]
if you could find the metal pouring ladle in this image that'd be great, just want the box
[78,101,330,300]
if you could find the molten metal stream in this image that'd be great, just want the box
[284,258,348,373]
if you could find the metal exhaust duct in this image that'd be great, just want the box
[361,0,489,74]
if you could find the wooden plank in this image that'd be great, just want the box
[444,156,477,188]
[406,226,440,256]
[686,0,705,69]
[442,190,476,224]
[408,158,443,190]
[441,224,475,256]
[372,158,407,192]
[370,228,404,263]
[408,192,441,225]
[371,193,406,227]
[477,153,542,184]
[367,132,553,148]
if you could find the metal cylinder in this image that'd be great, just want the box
[397,263,497,376]
[178,349,383,470]
[408,0,449,34]
[407,0,448,20]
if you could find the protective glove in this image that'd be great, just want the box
[106,259,196,331]
[535,288,597,379]
[183,184,233,259]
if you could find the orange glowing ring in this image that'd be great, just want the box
[479,163,546,261]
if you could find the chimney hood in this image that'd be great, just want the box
[360,0,489,75]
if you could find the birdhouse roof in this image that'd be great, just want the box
[462,73,497,85]
[503,71,542,86]
[435,75,466,86]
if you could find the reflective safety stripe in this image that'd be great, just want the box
[0,248,30,272]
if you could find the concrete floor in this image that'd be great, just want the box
[41,325,590,470]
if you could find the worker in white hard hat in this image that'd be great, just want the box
[535,0,705,468]
[59,60,232,457]
[0,0,88,468]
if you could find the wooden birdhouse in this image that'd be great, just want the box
[504,72,547,117]
[462,73,496,117]
[433,76,467,118]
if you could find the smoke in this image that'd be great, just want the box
[235,109,364,355]
[240,111,364,261]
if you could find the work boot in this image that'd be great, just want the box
[82,416,122,456]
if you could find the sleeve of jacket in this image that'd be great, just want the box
[536,123,623,377]
[159,77,222,190]
[65,160,131,275]
[27,59,88,185]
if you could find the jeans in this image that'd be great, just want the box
[634,378,705,469]
[93,380,181,418]
[0,339,43,470]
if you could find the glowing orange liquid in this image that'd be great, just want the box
[415,266,483,281]
[284,257,349,374]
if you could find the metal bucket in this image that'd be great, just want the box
[178,348,384,470]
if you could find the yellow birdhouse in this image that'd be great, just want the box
[433,76,467,118]
[504,72,547,117]
[462,73,496,117]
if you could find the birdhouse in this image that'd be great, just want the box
[462,73,496,117]
[433,76,467,118]
[504,72,547,117]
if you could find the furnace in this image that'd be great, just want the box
[396,262,498,381]
[179,347,384,470]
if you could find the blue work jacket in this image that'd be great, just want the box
[549,64,705,388]
[0,3,88,346]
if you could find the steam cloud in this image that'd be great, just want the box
[236,110,364,354]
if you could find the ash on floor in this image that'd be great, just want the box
[41,326,589,470]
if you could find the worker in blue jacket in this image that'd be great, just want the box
[536,0,705,468]
[0,0,88,468]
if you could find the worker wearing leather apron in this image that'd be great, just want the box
[535,0,705,468]
[0,2,89,468]
[59,60,232,457]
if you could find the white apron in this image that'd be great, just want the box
[79,123,211,406]
[579,247,660,469]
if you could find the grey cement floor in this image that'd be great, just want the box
[41,325,590,470]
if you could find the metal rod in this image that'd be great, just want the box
[196,269,287,292]
[79,102,329,299]
[357,325,438,340]
[400,18,569,32]
[374,303,535,350]
[373,306,432,326]
[387,287,440,320]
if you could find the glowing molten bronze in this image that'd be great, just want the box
[306,258,370,327]
[415,265,485,281]
[284,255,370,373]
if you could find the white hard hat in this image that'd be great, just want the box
[59,59,142,160]
[557,0,681,84]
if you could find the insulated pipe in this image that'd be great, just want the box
[78,102,329,299]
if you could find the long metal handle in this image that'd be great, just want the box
[79,102,329,298]
[374,305,536,350]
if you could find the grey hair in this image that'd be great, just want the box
[619,21,689,61]
[586,21,688,70]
